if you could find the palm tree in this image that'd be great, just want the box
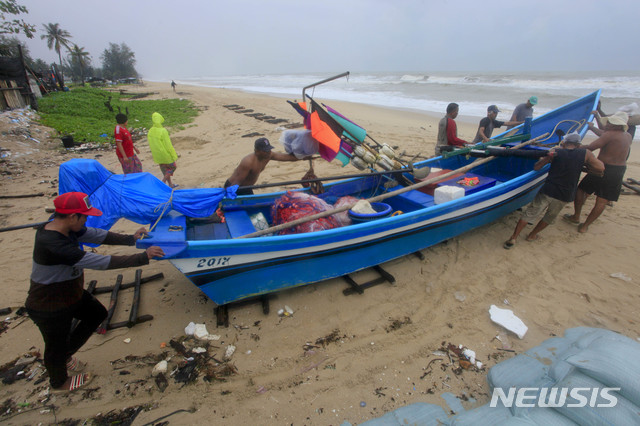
[69,44,90,85]
[40,22,72,82]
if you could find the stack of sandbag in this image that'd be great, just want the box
[356,327,640,426]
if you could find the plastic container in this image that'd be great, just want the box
[348,202,392,223]
[434,185,465,204]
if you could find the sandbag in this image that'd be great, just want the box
[487,355,551,391]
[565,336,640,407]
[514,407,577,425]
[451,404,512,425]
[554,371,640,426]
[361,402,450,426]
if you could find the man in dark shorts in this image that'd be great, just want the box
[503,133,603,249]
[564,111,632,233]
[224,137,301,196]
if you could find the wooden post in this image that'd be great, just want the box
[127,269,142,328]
[97,274,123,334]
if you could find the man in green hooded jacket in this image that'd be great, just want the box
[148,112,179,187]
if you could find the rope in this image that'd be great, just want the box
[533,119,586,145]
[149,186,177,232]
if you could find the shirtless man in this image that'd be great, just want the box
[564,111,632,233]
[224,138,300,195]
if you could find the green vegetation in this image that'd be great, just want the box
[37,87,199,143]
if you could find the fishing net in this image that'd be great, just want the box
[271,191,341,235]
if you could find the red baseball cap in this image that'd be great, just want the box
[54,192,102,216]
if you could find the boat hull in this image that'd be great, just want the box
[170,172,544,305]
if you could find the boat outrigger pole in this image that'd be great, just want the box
[302,71,350,100]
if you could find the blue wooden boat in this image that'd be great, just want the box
[137,90,600,306]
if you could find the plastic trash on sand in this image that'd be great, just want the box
[184,322,220,340]
[489,305,528,339]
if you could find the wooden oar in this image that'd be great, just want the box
[239,133,549,239]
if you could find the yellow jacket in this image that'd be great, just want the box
[147,112,178,164]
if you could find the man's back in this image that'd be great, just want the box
[589,130,632,166]
[543,148,586,202]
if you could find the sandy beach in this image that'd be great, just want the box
[1,81,639,425]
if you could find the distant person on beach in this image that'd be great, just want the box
[472,105,523,143]
[564,112,632,233]
[590,101,639,139]
[114,113,142,174]
[25,192,164,392]
[224,137,302,195]
[504,133,603,249]
[435,102,469,155]
[171,80,176,92]
[147,112,179,188]
[507,96,537,129]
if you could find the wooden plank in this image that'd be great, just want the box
[1,80,20,109]
[8,81,25,108]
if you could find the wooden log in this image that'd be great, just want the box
[127,269,143,328]
[92,272,164,294]
[97,275,122,334]
[0,221,48,233]
[0,193,45,199]
[108,314,153,330]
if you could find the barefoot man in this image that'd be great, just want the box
[564,111,632,233]
[224,137,301,195]
[503,133,603,249]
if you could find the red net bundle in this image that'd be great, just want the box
[271,191,341,235]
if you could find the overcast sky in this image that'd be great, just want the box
[15,0,640,80]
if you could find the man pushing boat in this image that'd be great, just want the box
[224,137,304,195]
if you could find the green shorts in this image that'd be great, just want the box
[521,191,566,225]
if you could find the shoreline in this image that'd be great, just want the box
[0,81,639,424]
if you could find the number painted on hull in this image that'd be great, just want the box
[196,257,231,268]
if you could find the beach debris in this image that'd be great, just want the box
[0,350,41,385]
[185,322,221,341]
[385,316,412,332]
[495,332,512,350]
[489,305,528,339]
[224,345,236,360]
[454,291,466,302]
[152,360,168,376]
[314,329,346,347]
[610,272,632,282]
[123,338,131,344]
[257,385,267,394]
[155,372,168,392]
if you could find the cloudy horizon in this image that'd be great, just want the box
[14,0,640,81]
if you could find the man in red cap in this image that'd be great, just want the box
[25,192,164,392]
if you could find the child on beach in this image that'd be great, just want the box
[147,112,179,187]
[114,113,142,174]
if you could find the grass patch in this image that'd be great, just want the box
[37,87,199,143]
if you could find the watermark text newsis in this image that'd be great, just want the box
[490,387,620,408]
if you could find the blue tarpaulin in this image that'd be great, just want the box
[58,159,235,231]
